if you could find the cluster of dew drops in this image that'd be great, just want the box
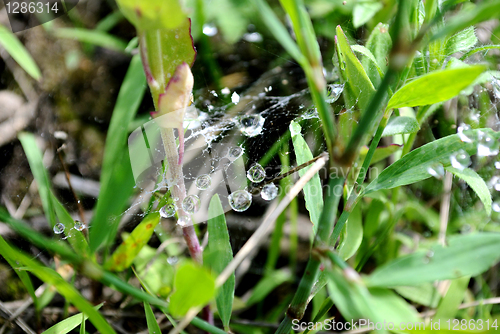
[53,220,86,235]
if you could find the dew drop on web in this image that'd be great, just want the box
[160,204,176,218]
[229,190,252,212]
[261,183,278,201]
[167,256,179,265]
[325,83,344,103]
[457,123,472,143]
[182,195,201,214]
[450,150,471,170]
[74,220,85,231]
[177,216,191,227]
[426,163,444,179]
[239,114,265,137]
[247,164,266,183]
[228,146,243,159]
[195,174,211,190]
[53,223,65,234]
[476,131,499,157]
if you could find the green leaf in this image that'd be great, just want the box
[445,27,477,56]
[382,116,420,137]
[89,54,146,252]
[18,132,56,228]
[41,304,103,334]
[105,212,161,271]
[351,44,384,79]
[365,128,500,194]
[169,261,216,318]
[363,23,391,87]
[335,25,376,111]
[0,25,41,80]
[206,0,249,44]
[446,167,492,215]
[395,284,440,308]
[290,121,323,229]
[54,28,128,52]
[204,195,234,329]
[0,237,115,334]
[144,302,162,334]
[245,270,292,307]
[366,233,500,287]
[116,0,186,31]
[353,1,383,28]
[338,203,363,260]
[434,277,470,321]
[460,44,500,60]
[387,66,485,110]
[359,144,402,165]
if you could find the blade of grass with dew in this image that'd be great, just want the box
[386,65,485,110]
[104,212,161,271]
[204,194,234,330]
[144,302,162,334]
[365,128,500,194]
[89,54,146,252]
[41,304,103,334]
[54,28,128,52]
[366,233,500,287]
[0,237,115,334]
[290,121,323,230]
[0,25,41,80]
[445,166,492,215]
[18,132,56,228]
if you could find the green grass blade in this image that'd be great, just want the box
[204,194,234,330]
[53,28,128,52]
[387,65,485,110]
[366,233,500,287]
[89,54,146,252]
[41,304,103,334]
[0,237,115,334]
[434,276,470,321]
[144,302,162,334]
[80,313,85,334]
[381,116,420,137]
[351,44,384,79]
[18,132,56,228]
[95,11,125,32]
[245,270,292,307]
[105,212,161,271]
[365,128,500,194]
[460,44,500,60]
[290,121,323,229]
[338,203,362,261]
[445,167,492,215]
[0,25,41,80]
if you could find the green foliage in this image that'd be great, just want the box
[0,25,41,80]
[144,302,162,334]
[116,0,186,31]
[54,28,128,52]
[41,304,103,334]
[381,116,420,137]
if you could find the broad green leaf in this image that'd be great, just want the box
[18,132,56,228]
[0,25,41,80]
[204,194,234,329]
[359,144,402,165]
[335,25,376,111]
[338,203,363,260]
[144,302,162,334]
[89,54,146,252]
[387,66,485,110]
[445,27,477,56]
[245,270,292,307]
[290,121,323,229]
[353,1,383,28]
[434,276,470,321]
[368,288,421,325]
[0,237,115,334]
[105,212,161,271]
[395,284,440,308]
[382,116,420,137]
[169,261,216,318]
[363,23,391,87]
[41,304,103,334]
[446,167,491,215]
[54,28,128,52]
[116,0,186,31]
[365,128,500,194]
[366,233,500,287]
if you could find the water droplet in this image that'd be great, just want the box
[450,150,471,170]
[221,87,230,95]
[172,196,179,202]
[177,216,191,227]
[243,32,263,43]
[489,176,500,191]
[195,174,212,190]
[182,195,201,214]
[228,190,252,212]
[231,92,240,104]
[325,83,344,103]
[491,77,500,100]
[495,161,500,169]
[202,23,218,36]
[167,256,178,265]
[457,123,472,143]
[53,223,65,234]
[247,164,266,183]
[493,201,500,213]
[261,183,278,200]
[477,131,499,157]
[301,108,319,120]
[160,204,176,218]
[427,163,445,179]
[238,114,265,137]
[228,146,243,159]
[74,221,85,231]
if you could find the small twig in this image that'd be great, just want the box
[0,301,36,334]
